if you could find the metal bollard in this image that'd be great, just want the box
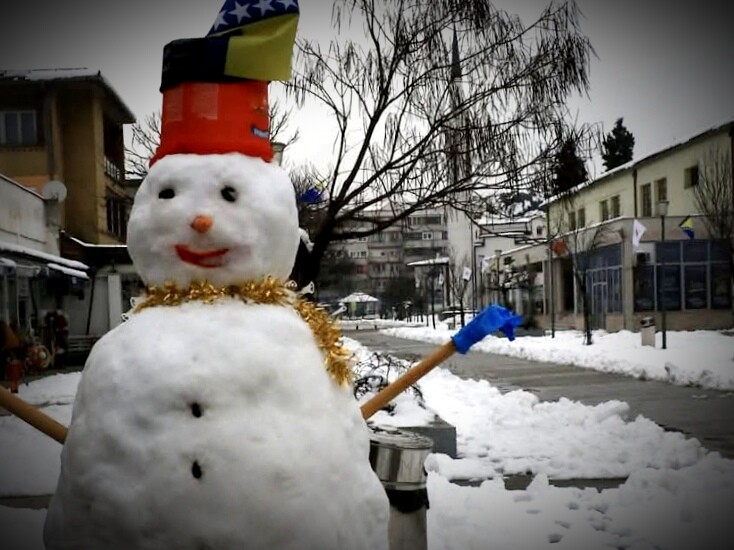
[369,426,433,550]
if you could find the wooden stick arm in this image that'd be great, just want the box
[0,386,68,444]
[360,340,456,420]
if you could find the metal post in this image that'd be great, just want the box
[657,199,669,350]
[470,224,477,313]
[545,203,556,338]
[547,241,556,338]
[660,214,667,349]
[369,427,433,550]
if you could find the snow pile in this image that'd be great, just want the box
[382,326,734,390]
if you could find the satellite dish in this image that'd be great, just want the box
[42,180,67,202]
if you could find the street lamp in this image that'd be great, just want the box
[272,142,286,166]
[657,199,669,350]
[494,249,502,305]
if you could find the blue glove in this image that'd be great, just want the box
[451,304,524,354]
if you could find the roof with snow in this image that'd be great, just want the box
[0,68,136,124]
[544,118,734,206]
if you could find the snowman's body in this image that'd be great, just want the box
[44,154,390,549]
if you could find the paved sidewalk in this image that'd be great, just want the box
[346,328,734,459]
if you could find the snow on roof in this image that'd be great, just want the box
[0,68,136,123]
[47,262,89,280]
[0,241,88,271]
[64,234,127,249]
[407,257,450,266]
[544,117,734,206]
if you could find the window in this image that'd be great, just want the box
[105,195,129,241]
[0,110,38,145]
[634,265,655,311]
[711,264,732,309]
[536,225,544,236]
[421,232,433,240]
[610,195,621,218]
[655,178,667,202]
[684,265,707,309]
[568,211,577,230]
[641,183,652,217]
[684,165,699,188]
[599,200,609,221]
[577,208,586,227]
[682,240,707,262]
[656,264,681,311]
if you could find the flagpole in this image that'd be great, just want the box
[657,201,669,350]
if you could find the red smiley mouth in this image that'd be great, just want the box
[175,245,229,268]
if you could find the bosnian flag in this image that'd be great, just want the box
[208,0,300,81]
[679,216,694,239]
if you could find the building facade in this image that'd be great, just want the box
[324,207,451,312]
[489,119,733,332]
[0,69,136,338]
[0,174,89,354]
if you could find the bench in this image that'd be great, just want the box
[64,335,100,366]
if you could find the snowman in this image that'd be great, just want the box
[44,2,390,548]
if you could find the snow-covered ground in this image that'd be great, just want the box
[1,327,733,549]
[383,323,734,390]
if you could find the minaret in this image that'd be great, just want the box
[444,28,477,310]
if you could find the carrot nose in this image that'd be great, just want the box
[191,214,213,233]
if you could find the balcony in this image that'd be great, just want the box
[104,156,124,184]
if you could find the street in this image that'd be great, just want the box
[346,328,734,459]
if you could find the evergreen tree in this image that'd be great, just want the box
[552,138,588,195]
[601,118,635,171]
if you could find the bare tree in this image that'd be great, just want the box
[287,0,593,286]
[693,146,734,288]
[555,192,613,345]
[126,112,161,182]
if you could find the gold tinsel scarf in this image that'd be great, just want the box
[132,277,352,386]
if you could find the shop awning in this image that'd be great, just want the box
[47,262,89,280]
[0,242,89,280]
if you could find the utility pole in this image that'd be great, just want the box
[546,202,556,338]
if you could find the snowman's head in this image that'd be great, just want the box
[127,153,300,287]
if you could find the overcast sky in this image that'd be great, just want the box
[0,0,731,173]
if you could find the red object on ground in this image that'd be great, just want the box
[4,359,22,393]
[150,80,273,165]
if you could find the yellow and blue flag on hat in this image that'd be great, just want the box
[208,0,299,81]
[679,215,694,239]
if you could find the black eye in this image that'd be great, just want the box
[158,188,175,199]
[221,186,237,203]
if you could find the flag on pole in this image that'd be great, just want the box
[480,256,490,274]
[679,216,694,239]
[208,0,300,81]
[632,219,647,248]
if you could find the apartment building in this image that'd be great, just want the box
[325,207,450,309]
[473,211,546,315]
[0,69,136,336]
[491,119,733,332]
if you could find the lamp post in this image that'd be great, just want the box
[272,141,286,166]
[657,199,669,349]
[494,249,502,305]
